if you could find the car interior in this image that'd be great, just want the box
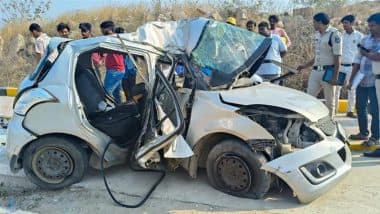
[74,48,184,149]
[74,48,147,147]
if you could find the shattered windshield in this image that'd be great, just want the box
[190,20,269,87]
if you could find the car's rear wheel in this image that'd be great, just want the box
[22,136,89,189]
[206,139,271,199]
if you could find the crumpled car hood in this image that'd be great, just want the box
[220,83,329,122]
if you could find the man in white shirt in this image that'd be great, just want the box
[336,15,363,118]
[256,21,287,82]
[29,23,50,62]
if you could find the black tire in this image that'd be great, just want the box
[206,139,271,199]
[22,136,89,190]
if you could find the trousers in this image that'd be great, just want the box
[307,69,336,117]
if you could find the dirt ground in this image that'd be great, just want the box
[1,150,380,214]
[1,110,380,214]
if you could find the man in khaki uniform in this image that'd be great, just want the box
[297,12,342,117]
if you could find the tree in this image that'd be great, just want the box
[0,0,52,23]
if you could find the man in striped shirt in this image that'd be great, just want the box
[348,13,380,149]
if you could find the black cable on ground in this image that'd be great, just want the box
[100,140,166,208]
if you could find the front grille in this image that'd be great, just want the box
[316,116,336,136]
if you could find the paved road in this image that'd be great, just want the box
[1,96,379,213]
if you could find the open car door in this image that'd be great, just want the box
[135,64,193,168]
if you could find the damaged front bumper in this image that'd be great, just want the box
[262,137,351,204]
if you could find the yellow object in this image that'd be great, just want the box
[281,37,287,46]
[0,87,17,97]
[226,17,237,25]
[337,99,354,113]
[349,143,377,152]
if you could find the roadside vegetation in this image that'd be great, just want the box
[0,0,379,92]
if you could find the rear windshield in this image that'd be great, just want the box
[29,40,68,81]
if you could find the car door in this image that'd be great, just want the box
[134,62,193,168]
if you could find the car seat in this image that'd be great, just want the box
[75,64,141,146]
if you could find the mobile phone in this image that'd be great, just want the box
[357,44,370,53]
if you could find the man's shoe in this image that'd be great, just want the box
[363,148,380,157]
[346,112,357,118]
[349,133,369,141]
[361,137,380,147]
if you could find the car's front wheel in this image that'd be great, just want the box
[206,139,271,199]
[22,136,89,189]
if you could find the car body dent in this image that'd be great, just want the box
[261,138,351,203]
[19,84,115,161]
[187,90,274,147]
[220,82,329,122]
[183,90,275,177]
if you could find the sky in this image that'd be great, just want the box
[0,0,371,24]
[42,0,369,18]
[46,0,129,18]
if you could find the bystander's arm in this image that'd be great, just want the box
[297,58,315,71]
[331,31,343,85]
[349,63,360,86]
[35,53,42,62]
[361,51,380,62]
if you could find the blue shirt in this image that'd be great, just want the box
[123,56,136,78]
[354,35,380,87]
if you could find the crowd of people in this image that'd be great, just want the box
[228,13,380,157]
[28,21,137,103]
[28,12,380,157]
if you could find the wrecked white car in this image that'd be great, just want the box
[6,18,351,204]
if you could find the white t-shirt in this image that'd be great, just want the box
[35,33,50,55]
[342,30,363,64]
[256,34,287,75]
[374,49,380,75]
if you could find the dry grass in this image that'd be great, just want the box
[0,1,379,91]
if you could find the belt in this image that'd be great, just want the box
[313,65,333,70]
[341,63,353,67]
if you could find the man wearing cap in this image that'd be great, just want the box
[297,12,343,118]
[336,15,363,118]
[100,20,125,103]
[226,17,237,26]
